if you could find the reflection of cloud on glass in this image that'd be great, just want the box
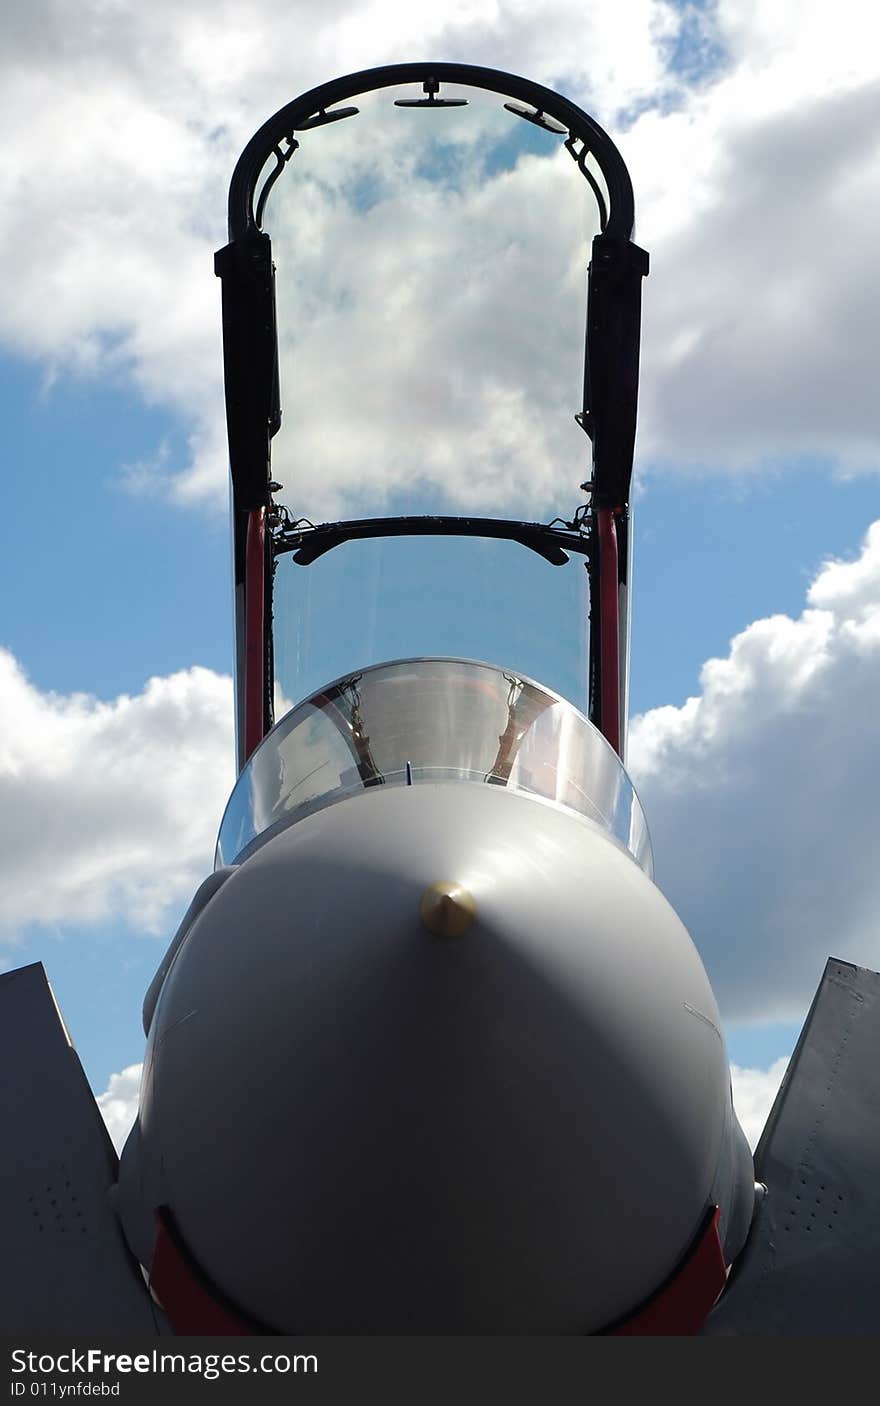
[217,660,652,873]
[262,88,600,522]
[273,678,294,722]
[219,702,358,863]
[253,704,355,833]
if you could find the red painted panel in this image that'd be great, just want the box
[150,1208,257,1335]
[597,507,620,757]
[610,1208,727,1336]
[244,507,266,763]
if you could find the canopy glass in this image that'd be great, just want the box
[262,81,603,525]
[216,658,652,873]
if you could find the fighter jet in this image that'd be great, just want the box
[3,62,878,1336]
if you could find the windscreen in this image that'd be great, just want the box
[273,535,589,714]
[260,80,605,715]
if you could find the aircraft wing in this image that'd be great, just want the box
[0,963,167,1335]
[703,958,880,1334]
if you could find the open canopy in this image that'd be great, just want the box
[215,62,648,771]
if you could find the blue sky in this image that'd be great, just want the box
[3,0,880,1154]
[630,469,880,716]
[1,355,231,698]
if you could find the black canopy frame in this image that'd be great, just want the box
[215,62,648,771]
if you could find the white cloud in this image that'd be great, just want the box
[0,0,680,516]
[629,520,880,1023]
[714,0,879,98]
[730,1056,789,1151]
[12,1,880,516]
[221,19,880,516]
[0,651,234,940]
[632,76,880,474]
[96,1062,142,1155]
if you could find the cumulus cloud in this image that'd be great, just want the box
[0,0,679,516]
[5,2,878,517]
[621,0,880,475]
[632,77,880,473]
[97,1062,142,1155]
[209,10,880,516]
[730,1056,789,1152]
[0,651,234,941]
[629,520,880,1023]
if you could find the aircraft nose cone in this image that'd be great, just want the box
[419,880,476,937]
[135,781,732,1333]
